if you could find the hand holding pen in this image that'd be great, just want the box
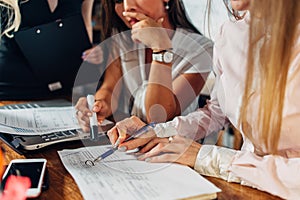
[85,122,156,166]
[87,95,98,140]
[74,95,110,133]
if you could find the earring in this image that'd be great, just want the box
[165,1,170,10]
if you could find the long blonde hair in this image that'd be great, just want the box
[0,0,21,38]
[240,0,300,154]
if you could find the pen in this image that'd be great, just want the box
[85,122,156,166]
[87,94,98,140]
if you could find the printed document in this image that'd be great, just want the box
[58,145,221,200]
[0,107,111,135]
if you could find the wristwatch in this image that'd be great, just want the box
[152,49,174,64]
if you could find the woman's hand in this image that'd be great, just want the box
[138,135,201,168]
[75,97,110,132]
[123,11,172,51]
[82,45,103,64]
[107,116,157,150]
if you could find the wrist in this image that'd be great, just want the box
[152,49,174,64]
[152,47,172,53]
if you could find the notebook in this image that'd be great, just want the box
[0,99,113,155]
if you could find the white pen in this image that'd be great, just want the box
[87,94,98,140]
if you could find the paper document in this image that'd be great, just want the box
[58,146,221,200]
[0,107,111,136]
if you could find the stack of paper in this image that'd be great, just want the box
[0,107,79,135]
[58,145,221,200]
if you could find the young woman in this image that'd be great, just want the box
[75,0,213,131]
[107,0,300,199]
[0,0,94,100]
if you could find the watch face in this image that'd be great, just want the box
[163,51,174,63]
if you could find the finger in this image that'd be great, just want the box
[129,116,148,127]
[76,97,93,117]
[85,47,104,64]
[107,126,119,145]
[80,125,90,133]
[76,111,90,133]
[77,111,90,126]
[120,136,153,151]
[156,17,164,25]
[146,153,180,164]
[76,112,91,131]
[139,137,167,153]
[123,11,148,21]
[139,142,185,160]
[115,117,146,136]
[138,142,167,160]
[82,49,92,60]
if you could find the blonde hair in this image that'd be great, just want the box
[0,0,21,38]
[240,0,300,154]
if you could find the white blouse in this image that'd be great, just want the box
[115,28,213,121]
[154,13,300,199]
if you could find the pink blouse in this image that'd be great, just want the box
[154,13,300,199]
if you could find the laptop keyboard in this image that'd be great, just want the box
[40,129,78,142]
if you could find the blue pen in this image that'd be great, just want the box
[85,122,156,166]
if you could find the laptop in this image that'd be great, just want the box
[0,99,114,155]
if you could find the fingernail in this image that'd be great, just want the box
[118,146,127,152]
[145,158,151,162]
[87,112,92,117]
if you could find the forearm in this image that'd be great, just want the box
[95,58,122,116]
[81,0,93,42]
[146,61,177,122]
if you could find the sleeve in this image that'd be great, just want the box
[154,29,229,140]
[230,152,300,199]
[194,145,300,199]
[172,30,213,75]
[194,145,241,182]
[131,30,214,122]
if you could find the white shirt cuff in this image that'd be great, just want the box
[194,145,241,183]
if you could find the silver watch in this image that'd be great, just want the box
[152,50,174,63]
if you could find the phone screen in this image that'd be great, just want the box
[2,161,44,189]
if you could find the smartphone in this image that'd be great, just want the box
[1,158,47,198]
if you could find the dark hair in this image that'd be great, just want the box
[99,0,129,41]
[98,0,201,41]
[168,0,201,34]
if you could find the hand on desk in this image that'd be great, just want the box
[75,97,110,133]
[107,116,157,150]
[107,116,201,168]
[137,135,201,168]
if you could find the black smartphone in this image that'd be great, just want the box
[1,158,47,198]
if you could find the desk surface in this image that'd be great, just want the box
[1,140,283,200]
[0,101,282,200]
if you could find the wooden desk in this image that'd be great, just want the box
[0,141,282,200]
[0,101,282,200]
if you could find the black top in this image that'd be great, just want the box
[0,0,90,100]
